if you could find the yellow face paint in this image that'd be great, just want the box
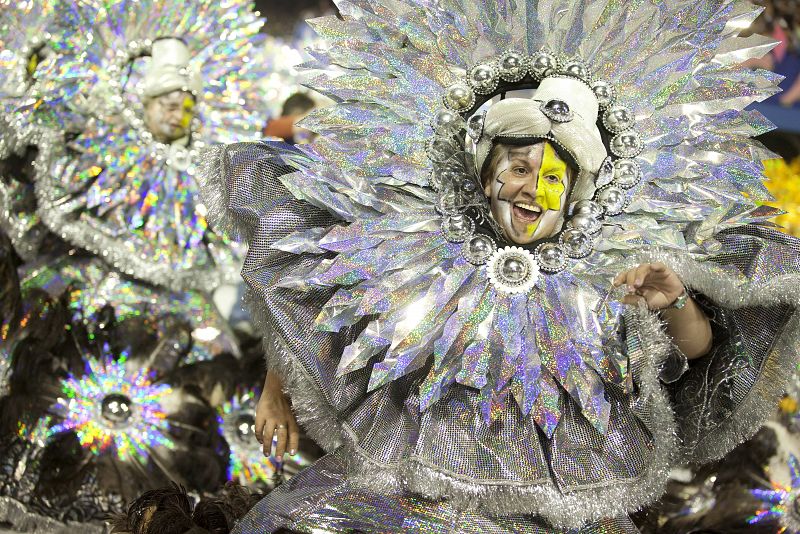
[523,143,568,236]
[179,95,195,129]
[27,52,40,78]
[536,142,568,211]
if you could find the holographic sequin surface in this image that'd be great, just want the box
[749,454,800,533]
[36,120,243,291]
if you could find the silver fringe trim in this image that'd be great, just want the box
[0,497,105,534]
[639,248,800,464]
[197,145,247,243]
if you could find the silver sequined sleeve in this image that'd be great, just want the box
[661,226,800,464]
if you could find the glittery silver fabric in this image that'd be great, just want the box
[201,141,800,529]
[234,452,641,533]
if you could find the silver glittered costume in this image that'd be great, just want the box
[199,0,800,531]
[26,0,268,292]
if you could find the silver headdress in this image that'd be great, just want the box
[202,0,800,528]
[27,0,268,291]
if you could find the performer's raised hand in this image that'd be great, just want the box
[255,370,300,461]
[613,262,712,359]
[613,262,684,310]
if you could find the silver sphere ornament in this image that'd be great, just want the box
[462,234,496,265]
[540,99,573,123]
[560,228,593,258]
[603,106,635,134]
[468,63,499,95]
[432,108,461,133]
[571,199,604,219]
[441,214,475,243]
[443,82,475,112]
[562,60,590,81]
[613,159,642,189]
[568,213,602,235]
[536,243,568,272]
[101,393,134,427]
[596,186,627,215]
[610,131,644,158]
[591,80,615,108]
[234,413,256,443]
[487,247,539,293]
[498,51,527,82]
[530,51,558,79]
[501,256,529,282]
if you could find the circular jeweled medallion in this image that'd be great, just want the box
[462,234,496,265]
[559,228,594,259]
[562,59,590,81]
[487,246,539,294]
[536,242,568,272]
[540,99,573,123]
[603,105,635,134]
[591,80,615,109]
[610,131,644,158]
[233,413,256,443]
[443,82,476,111]
[441,214,475,243]
[432,108,462,133]
[100,393,134,428]
[571,199,604,219]
[530,50,559,79]
[613,159,642,189]
[468,62,499,95]
[567,213,602,235]
[596,185,628,215]
[498,50,527,82]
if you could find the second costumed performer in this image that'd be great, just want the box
[201,0,800,531]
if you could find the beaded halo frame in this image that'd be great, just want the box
[429,49,644,293]
[103,38,205,171]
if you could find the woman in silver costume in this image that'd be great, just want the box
[200,0,800,532]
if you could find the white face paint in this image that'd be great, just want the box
[483,142,572,245]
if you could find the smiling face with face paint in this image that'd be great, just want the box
[482,141,573,245]
[143,89,196,144]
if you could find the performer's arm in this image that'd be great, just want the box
[255,369,300,460]
[614,262,713,359]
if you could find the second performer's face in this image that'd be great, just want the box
[144,90,196,143]
[483,141,572,245]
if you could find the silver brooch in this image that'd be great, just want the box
[540,99,573,123]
